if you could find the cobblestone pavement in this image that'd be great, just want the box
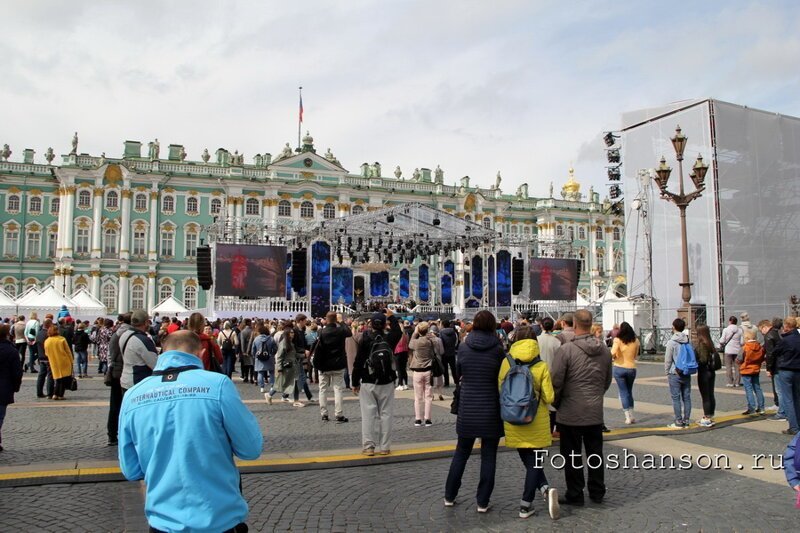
[0,428,794,532]
[1,362,780,467]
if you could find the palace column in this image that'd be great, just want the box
[62,266,73,295]
[453,250,466,311]
[120,188,132,261]
[91,187,104,259]
[90,269,101,299]
[118,270,130,314]
[234,197,243,242]
[148,190,159,261]
[58,184,76,261]
[147,271,157,312]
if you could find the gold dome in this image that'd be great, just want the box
[563,167,580,194]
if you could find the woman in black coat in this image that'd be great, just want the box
[444,310,505,512]
[0,324,24,452]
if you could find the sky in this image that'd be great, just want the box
[2,0,799,198]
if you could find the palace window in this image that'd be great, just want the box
[133,230,146,256]
[615,252,624,273]
[75,226,90,255]
[162,195,175,213]
[184,285,197,309]
[106,191,119,209]
[160,283,173,302]
[135,193,148,211]
[3,283,16,297]
[595,226,603,240]
[613,227,621,241]
[78,190,92,208]
[464,215,472,222]
[300,201,314,218]
[567,226,574,241]
[483,217,491,229]
[351,204,364,215]
[160,230,174,257]
[278,200,291,217]
[210,198,222,215]
[102,283,117,313]
[578,226,586,240]
[510,225,518,234]
[50,197,60,215]
[245,198,260,216]
[103,228,118,257]
[74,282,88,293]
[556,225,564,237]
[185,232,198,258]
[7,195,20,213]
[26,230,40,258]
[131,284,145,310]
[47,231,57,258]
[4,229,18,256]
[323,203,335,220]
[186,197,199,214]
[29,196,42,214]
[523,225,531,234]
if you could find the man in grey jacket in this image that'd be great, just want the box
[120,310,158,392]
[550,309,612,506]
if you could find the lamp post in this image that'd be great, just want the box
[653,126,709,326]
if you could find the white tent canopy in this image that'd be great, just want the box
[70,289,108,318]
[16,285,76,315]
[151,296,190,316]
[0,288,16,315]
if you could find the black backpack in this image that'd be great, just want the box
[221,332,234,352]
[365,334,396,382]
[255,336,275,362]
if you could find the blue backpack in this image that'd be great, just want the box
[675,342,698,376]
[500,354,541,425]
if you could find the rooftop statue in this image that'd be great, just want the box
[180,146,187,161]
[202,148,210,163]
[71,132,78,155]
[1,144,11,161]
[281,142,293,159]
[148,138,160,160]
[394,165,402,179]
[435,165,444,183]
[412,168,421,181]
[495,170,502,190]
[45,147,55,165]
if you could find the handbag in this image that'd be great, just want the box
[450,382,461,415]
[69,375,78,392]
[711,351,722,371]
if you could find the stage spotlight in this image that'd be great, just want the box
[387,215,395,223]
[609,185,622,199]
[607,149,620,164]
[608,167,621,181]
[604,131,618,147]
[432,217,440,226]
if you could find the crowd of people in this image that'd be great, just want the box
[3,304,800,529]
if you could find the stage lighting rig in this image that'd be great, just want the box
[607,148,620,164]
[607,167,621,180]
[604,131,619,147]
[609,185,622,199]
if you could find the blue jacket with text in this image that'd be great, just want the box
[119,350,263,533]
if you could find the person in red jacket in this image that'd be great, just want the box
[740,329,766,415]
[188,312,222,372]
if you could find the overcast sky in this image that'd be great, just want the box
[2,0,799,197]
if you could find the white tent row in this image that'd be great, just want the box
[10,285,109,320]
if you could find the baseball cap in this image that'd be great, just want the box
[371,313,386,329]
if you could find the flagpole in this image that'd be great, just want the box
[297,86,303,151]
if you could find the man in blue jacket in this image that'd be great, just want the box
[774,317,800,436]
[119,330,263,533]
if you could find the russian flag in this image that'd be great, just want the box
[299,94,304,123]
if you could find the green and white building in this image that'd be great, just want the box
[0,133,625,314]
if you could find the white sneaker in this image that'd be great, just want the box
[519,505,535,518]
[444,499,455,507]
[699,418,714,427]
[403,385,410,391]
[767,405,778,412]
[292,401,305,407]
[547,488,560,519]
[260,387,265,393]
[264,393,272,405]
[396,385,404,391]
[281,397,291,403]
[477,504,491,513]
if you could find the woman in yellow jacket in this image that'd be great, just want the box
[44,326,73,400]
[498,326,559,520]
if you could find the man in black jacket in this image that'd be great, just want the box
[315,312,352,423]
[438,320,460,387]
[773,317,800,435]
[352,311,402,456]
[761,318,784,419]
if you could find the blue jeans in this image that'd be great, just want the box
[291,360,313,401]
[257,368,275,389]
[27,343,38,370]
[75,350,88,375]
[776,370,800,432]
[444,436,500,507]
[668,373,691,424]
[741,374,765,412]
[613,366,636,410]
[517,448,549,505]
[222,351,236,378]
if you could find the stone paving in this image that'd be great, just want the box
[0,361,796,531]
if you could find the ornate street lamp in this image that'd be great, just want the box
[654,126,709,325]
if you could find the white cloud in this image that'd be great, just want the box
[1,0,799,200]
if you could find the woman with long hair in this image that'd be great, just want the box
[269,323,298,405]
[694,325,718,427]
[444,310,504,513]
[611,321,640,424]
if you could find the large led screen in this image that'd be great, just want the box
[215,244,287,298]
[529,258,579,301]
